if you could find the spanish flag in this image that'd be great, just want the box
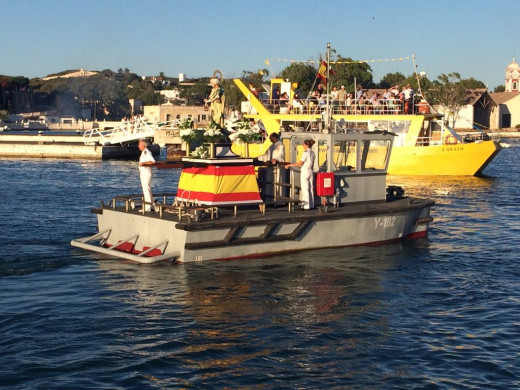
[317,61,328,85]
[177,165,262,205]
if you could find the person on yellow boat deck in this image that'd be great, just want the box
[205,78,225,126]
[254,132,285,165]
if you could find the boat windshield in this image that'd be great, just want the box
[361,139,391,171]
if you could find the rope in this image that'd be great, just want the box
[267,56,412,65]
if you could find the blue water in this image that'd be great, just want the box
[1,141,519,389]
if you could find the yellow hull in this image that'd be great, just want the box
[387,140,502,176]
[232,140,501,176]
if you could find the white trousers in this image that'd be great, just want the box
[140,168,153,211]
[300,169,314,209]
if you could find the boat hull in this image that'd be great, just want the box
[72,198,433,263]
[388,140,502,176]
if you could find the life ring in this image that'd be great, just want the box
[444,135,458,145]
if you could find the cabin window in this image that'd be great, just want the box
[389,120,411,146]
[369,120,390,131]
[333,140,357,172]
[317,140,329,171]
[361,140,391,171]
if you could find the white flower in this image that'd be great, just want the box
[180,129,194,137]
[191,145,209,158]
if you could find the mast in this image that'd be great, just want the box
[325,42,331,132]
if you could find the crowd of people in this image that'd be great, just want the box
[262,83,421,115]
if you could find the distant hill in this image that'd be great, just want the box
[42,69,99,81]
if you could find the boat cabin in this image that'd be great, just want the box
[278,130,394,205]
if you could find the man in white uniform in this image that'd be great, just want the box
[254,132,285,199]
[255,132,284,164]
[138,139,155,212]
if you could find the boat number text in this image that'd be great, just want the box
[441,146,464,152]
[375,216,396,229]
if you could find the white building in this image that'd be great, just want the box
[505,58,520,92]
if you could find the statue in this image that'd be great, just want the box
[205,78,225,127]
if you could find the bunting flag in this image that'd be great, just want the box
[176,165,262,205]
[267,56,412,65]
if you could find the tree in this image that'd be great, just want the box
[329,55,374,91]
[460,77,486,89]
[428,73,467,127]
[241,69,269,83]
[179,79,209,106]
[222,79,243,111]
[0,110,8,120]
[379,72,406,88]
[279,63,317,95]
[494,85,505,92]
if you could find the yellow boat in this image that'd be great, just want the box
[230,78,502,176]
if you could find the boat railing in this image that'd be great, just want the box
[262,99,431,116]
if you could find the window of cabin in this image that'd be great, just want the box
[389,120,411,146]
[333,140,357,172]
[361,139,391,171]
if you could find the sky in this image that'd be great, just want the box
[2,0,519,89]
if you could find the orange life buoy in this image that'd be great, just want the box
[444,135,458,145]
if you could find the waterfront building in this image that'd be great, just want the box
[505,58,520,92]
[435,89,496,130]
[143,103,208,126]
[490,91,520,128]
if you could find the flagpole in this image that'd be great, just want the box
[326,42,331,132]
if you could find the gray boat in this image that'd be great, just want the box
[71,129,434,263]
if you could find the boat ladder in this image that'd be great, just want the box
[70,228,180,263]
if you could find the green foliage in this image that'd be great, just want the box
[379,72,406,88]
[0,109,8,120]
[242,69,269,83]
[494,85,506,93]
[329,55,374,90]
[427,73,468,127]
[0,75,30,90]
[222,79,242,110]
[460,77,486,89]
[279,63,317,94]
[179,79,210,106]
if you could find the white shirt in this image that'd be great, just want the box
[139,148,155,173]
[301,149,315,173]
[258,140,285,162]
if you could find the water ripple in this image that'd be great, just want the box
[1,141,520,388]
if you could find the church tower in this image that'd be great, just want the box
[505,58,520,92]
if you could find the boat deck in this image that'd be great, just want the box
[100,194,434,231]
